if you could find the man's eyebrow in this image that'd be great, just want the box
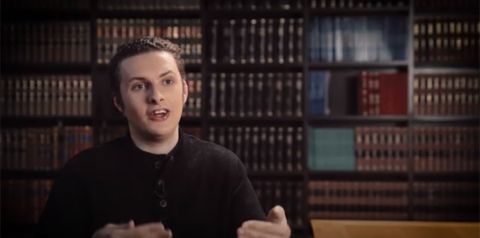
[127,77,147,83]
[126,71,173,83]
[159,70,173,78]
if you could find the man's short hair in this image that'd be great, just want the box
[108,37,186,97]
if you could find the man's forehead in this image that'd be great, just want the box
[118,51,179,78]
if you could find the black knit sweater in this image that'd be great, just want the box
[37,132,265,238]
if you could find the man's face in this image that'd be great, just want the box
[115,51,188,141]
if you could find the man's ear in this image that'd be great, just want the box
[113,96,124,113]
[182,79,189,104]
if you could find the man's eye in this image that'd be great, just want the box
[132,83,146,91]
[162,79,174,86]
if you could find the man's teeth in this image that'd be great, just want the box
[153,109,168,116]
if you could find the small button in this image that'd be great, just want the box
[159,199,168,208]
[154,160,163,169]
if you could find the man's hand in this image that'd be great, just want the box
[92,220,172,238]
[237,205,291,238]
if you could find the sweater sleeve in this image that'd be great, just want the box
[37,160,91,238]
[228,156,266,235]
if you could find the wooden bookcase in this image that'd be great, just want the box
[1,0,478,237]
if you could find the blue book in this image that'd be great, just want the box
[309,71,330,116]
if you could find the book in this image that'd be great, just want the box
[358,71,407,116]
[210,18,303,64]
[2,21,90,63]
[414,73,479,116]
[96,18,202,64]
[309,179,408,220]
[208,72,303,118]
[310,16,407,62]
[208,126,304,172]
[3,75,92,117]
[308,128,355,171]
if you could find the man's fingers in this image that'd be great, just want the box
[130,223,172,238]
[266,205,287,224]
[104,222,132,229]
[127,220,135,228]
[239,220,287,236]
[237,226,280,238]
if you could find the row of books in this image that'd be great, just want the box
[414,19,479,64]
[355,127,408,172]
[1,126,93,171]
[1,75,92,117]
[412,181,479,221]
[208,72,303,118]
[1,21,91,63]
[251,180,304,227]
[413,73,479,116]
[2,0,89,10]
[311,0,407,9]
[412,127,479,173]
[309,16,407,62]
[1,179,53,224]
[184,73,202,117]
[98,0,199,10]
[208,126,304,172]
[97,18,202,64]
[208,0,303,10]
[309,71,407,116]
[308,126,479,172]
[308,180,409,220]
[210,18,303,64]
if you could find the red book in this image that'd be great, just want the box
[379,73,407,115]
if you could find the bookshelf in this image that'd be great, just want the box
[1,0,479,237]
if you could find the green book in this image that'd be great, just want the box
[308,128,355,171]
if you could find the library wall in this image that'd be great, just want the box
[1,0,479,237]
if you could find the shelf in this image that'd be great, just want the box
[207,63,303,72]
[180,117,202,126]
[309,204,408,211]
[411,116,479,124]
[99,116,201,126]
[413,172,479,181]
[1,9,91,21]
[308,116,409,126]
[1,63,91,74]
[1,116,94,127]
[309,61,408,69]
[1,170,60,180]
[248,171,304,179]
[308,171,408,181]
[309,7,409,16]
[413,12,479,19]
[207,9,303,18]
[207,116,303,126]
[414,68,479,75]
[414,62,479,69]
[95,63,201,72]
[96,9,200,18]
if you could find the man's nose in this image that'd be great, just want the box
[147,86,165,104]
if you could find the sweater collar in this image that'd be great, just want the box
[125,129,184,161]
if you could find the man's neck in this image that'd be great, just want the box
[129,128,179,155]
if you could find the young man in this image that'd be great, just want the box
[38,37,291,238]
